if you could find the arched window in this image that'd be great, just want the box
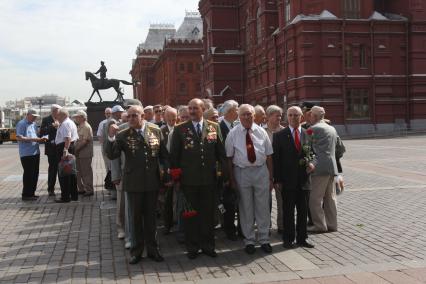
[345,44,353,68]
[342,0,360,19]
[257,7,262,44]
[246,13,251,49]
[179,82,186,93]
[360,44,367,68]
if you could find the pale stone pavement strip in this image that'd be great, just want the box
[0,136,425,283]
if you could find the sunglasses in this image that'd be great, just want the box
[155,110,162,113]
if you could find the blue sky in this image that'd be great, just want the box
[0,0,200,105]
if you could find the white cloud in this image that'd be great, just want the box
[0,0,200,105]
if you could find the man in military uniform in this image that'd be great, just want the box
[170,98,227,259]
[106,105,169,264]
[300,101,315,130]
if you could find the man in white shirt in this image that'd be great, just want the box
[97,107,112,189]
[161,107,177,234]
[55,108,79,203]
[225,104,274,255]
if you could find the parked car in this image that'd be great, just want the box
[0,128,17,144]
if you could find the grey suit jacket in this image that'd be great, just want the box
[311,121,339,176]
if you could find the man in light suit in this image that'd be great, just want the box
[308,106,340,233]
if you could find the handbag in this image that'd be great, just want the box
[58,154,77,177]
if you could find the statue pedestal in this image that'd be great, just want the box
[85,101,123,136]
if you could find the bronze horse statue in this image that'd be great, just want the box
[85,71,134,102]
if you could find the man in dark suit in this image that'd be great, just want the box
[106,105,169,264]
[273,106,315,249]
[219,100,240,241]
[161,107,177,234]
[170,98,227,259]
[40,104,61,196]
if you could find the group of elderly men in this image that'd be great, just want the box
[100,97,343,265]
[16,105,94,203]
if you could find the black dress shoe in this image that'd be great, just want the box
[48,191,56,197]
[147,251,164,262]
[187,251,198,259]
[32,195,40,198]
[163,227,171,235]
[261,243,272,253]
[202,249,217,257]
[282,241,295,249]
[54,199,70,203]
[129,255,142,264]
[245,244,256,255]
[83,192,94,197]
[226,233,238,241]
[78,191,85,195]
[297,239,315,248]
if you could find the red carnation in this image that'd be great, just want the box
[306,128,314,136]
[170,168,182,182]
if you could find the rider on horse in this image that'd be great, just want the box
[95,61,108,86]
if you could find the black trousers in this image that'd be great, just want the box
[223,186,237,235]
[20,154,40,197]
[127,191,159,257]
[182,185,215,253]
[163,186,174,229]
[56,142,77,202]
[282,189,309,244]
[47,154,58,192]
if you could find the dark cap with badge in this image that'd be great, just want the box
[300,102,316,112]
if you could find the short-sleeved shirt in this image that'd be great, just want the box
[16,118,40,158]
[97,119,107,138]
[76,121,94,158]
[55,117,79,145]
[225,123,273,168]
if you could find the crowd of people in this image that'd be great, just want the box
[15,97,345,265]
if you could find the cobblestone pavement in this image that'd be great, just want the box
[0,135,426,283]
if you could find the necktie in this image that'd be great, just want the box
[230,121,234,129]
[246,128,256,163]
[196,123,202,138]
[139,129,144,138]
[294,128,301,152]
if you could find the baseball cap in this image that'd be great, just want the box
[27,109,40,117]
[111,105,125,113]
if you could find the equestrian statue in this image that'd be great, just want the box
[85,61,136,102]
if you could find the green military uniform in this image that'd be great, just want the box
[106,122,169,258]
[170,119,227,254]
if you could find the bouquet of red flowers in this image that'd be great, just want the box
[59,154,77,177]
[182,194,198,219]
[170,168,182,182]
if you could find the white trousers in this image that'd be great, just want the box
[234,164,271,245]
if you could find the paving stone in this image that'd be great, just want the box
[1,138,426,283]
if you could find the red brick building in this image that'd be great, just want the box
[130,12,203,107]
[199,0,426,135]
